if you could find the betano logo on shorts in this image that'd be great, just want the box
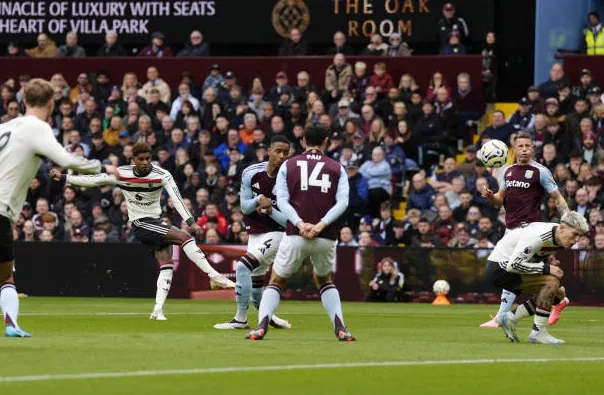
[272,0,310,39]
[506,180,530,189]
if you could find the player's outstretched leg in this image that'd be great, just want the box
[549,286,569,325]
[1,280,31,338]
[318,281,355,342]
[214,258,255,329]
[480,289,516,328]
[246,284,282,340]
[528,280,564,344]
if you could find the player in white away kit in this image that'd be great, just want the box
[50,142,234,320]
[246,124,356,341]
[214,136,292,330]
[0,79,104,337]
[485,212,587,344]
[480,133,570,328]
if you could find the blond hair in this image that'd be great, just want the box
[24,78,54,108]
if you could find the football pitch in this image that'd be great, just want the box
[1,298,603,394]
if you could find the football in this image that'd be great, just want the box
[433,280,450,296]
[478,139,509,168]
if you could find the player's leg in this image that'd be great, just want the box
[246,235,303,340]
[485,260,521,341]
[549,286,569,325]
[164,226,234,288]
[0,217,30,337]
[213,252,256,329]
[520,275,565,344]
[150,246,174,321]
[252,274,292,329]
[311,238,355,342]
[480,289,516,328]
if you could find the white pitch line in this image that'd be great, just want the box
[1,357,603,383]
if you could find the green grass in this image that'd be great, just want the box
[1,298,603,394]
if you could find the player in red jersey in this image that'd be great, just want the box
[246,124,355,341]
[480,133,570,328]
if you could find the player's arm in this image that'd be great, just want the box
[240,168,261,215]
[33,124,101,174]
[275,161,304,228]
[52,169,119,187]
[506,233,561,277]
[267,207,288,228]
[540,168,569,215]
[317,166,350,228]
[481,170,505,205]
[163,174,196,227]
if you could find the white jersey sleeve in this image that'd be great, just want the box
[505,233,547,274]
[66,173,119,187]
[163,173,194,224]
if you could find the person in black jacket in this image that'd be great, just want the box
[177,30,210,57]
[97,31,127,57]
[278,28,309,56]
[326,31,355,55]
[437,3,469,51]
[366,257,404,302]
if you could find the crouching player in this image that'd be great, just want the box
[485,211,587,344]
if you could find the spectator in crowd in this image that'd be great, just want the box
[202,64,224,94]
[366,257,404,302]
[327,31,355,55]
[407,173,435,213]
[438,2,469,50]
[538,63,571,99]
[170,83,200,119]
[583,11,604,55]
[478,110,516,147]
[382,132,406,183]
[325,54,353,104]
[457,145,477,178]
[278,28,308,56]
[539,143,560,172]
[369,63,393,98]
[376,202,395,245]
[291,71,316,105]
[447,224,475,248]
[573,69,595,99]
[25,33,57,57]
[386,33,412,56]
[57,32,86,57]
[0,101,21,124]
[339,226,359,246]
[6,42,26,57]
[341,162,368,228]
[362,34,388,56]
[358,230,378,247]
[267,72,292,104]
[543,117,575,163]
[97,30,127,57]
[20,220,37,242]
[426,72,450,102]
[139,66,171,104]
[360,146,392,217]
[68,73,92,103]
[139,32,173,57]
[177,30,209,57]
[348,61,370,103]
[440,31,467,55]
[566,97,591,135]
[412,217,442,247]
[508,97,535,133]
[433,204,456,245]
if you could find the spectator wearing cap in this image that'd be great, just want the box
[478,110,516,147]
[583,11,604,55]
[217,71,237,103]
[202,65,224,94]
[25,33,57,57]
[386,33,412,57]
[587,86,602,109]
[57,31,86,58]
[437,3,469,50]
[538,63,571,100]
[266,72,292,105]
[278,28,309,56]
[325,54,353,104]
[573,69,595,99]
[139,32,172,57]
[97,30,127,57]
[507,97,535,133]
[440,30,467,55]
[340,162,368,228]
[178,30,209,57]
[328,31,355,56]
[218,186,240,219]
[361,34,388,56]
[333,99,359,132]
[139,66,171,104]
[582,131,599,165]
[360,146,392,218]
[170,83,200,119]
[544,97,565,125]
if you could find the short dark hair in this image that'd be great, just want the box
[304,123,329,147]
[515,132,532,142]
[270,135,291,146]
[132,141,152,157]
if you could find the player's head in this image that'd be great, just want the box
[514,132,534,164]
[303,123,330,150]
[269,135,291,168]
[23,78,54,120]
[132,141,153,174]
[556,211,589,248]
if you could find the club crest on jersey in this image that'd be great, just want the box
[524,170,534,179]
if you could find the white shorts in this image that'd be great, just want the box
[272,235,337,279]
[247,231,284,276]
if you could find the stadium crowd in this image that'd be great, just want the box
[1,5,603,252]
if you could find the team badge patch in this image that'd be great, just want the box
[524,170,534,179]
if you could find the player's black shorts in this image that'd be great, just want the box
[0,215,14,262]
[485,260,522,295]
[132,217,172,251]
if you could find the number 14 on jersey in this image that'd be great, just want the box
[297,161,332,193]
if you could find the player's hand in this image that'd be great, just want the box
[309,221,327,238]
[550,265,564,279]
[49,168,62,182]
[370,283,379,291]
[189,223,204,239]
[547,256,561,266]
[297,222,313,239]
[480,186,494,199]
[258,195,273,214]
[104,164,118,176]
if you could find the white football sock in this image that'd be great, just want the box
[0,283,20,329]
[154,263,173,311]
[181,238,220,277]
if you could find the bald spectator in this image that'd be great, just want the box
[25,33,57,57]
[139,66,171,104]
[327,31,355,55]
[97,30,127,57]
[325,54,353,103]
[407,173,436,213]
[138,32,173,57]
[292,71,317,104]
[57,32,86,57]
[278,28,309,56]
[538,63,571,99]
[177,30,209,57]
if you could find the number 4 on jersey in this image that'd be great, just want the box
[297,160,331,193]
